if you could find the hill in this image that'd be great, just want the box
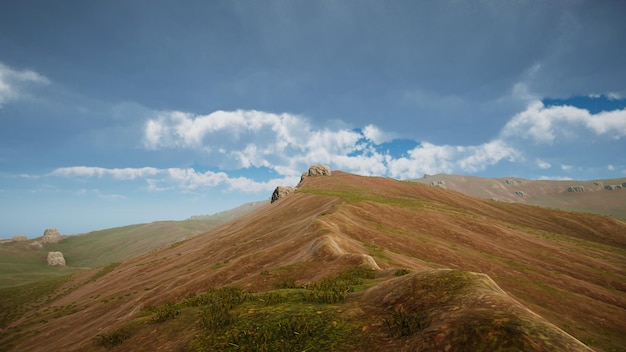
[0,201,267,288]
[411,174,626,220]
[0,172,624,351]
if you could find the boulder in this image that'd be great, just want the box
[299,164,332,184]
[605,185,616,191]
[567,186,584,192]
[515,191,525,197]
[29,241,43,250]
[12,234,27,241]
[505,179,514,185]
[271,186,295,203]
[47,252,66,266]
[430,180,445,187]
[42,228,63,244]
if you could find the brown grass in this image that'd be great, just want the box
[1,171,624,351]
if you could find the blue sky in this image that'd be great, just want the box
[1,0,625,238]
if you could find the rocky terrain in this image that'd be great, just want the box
[1,169,624,351]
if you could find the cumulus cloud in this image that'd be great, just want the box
[142,109,526,180]
[501,101,626,143]
[50,99,626,194]
[0,62,49,107]
[362,124,396,144]
[386,140,520,179]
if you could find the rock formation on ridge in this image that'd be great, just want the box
[12,234,27,241]
[271,186,295,203]
[299,164,331,184]
[42,228,63,244]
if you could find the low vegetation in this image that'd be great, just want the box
[0,275,72,328]
[102,268,377,351]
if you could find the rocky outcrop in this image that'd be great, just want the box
[430,180,445,187]
[307,164,331,176]
[605,185,616,191]
[271,186,295,203]
[568,186,584,192]
[29,241,43,250]
[299,164,332,184]
[273,165,332,204]
[515,191,525,197]
[47,252,66,266]
[42,228,63,244]
[505,179,515,185]
[12,234,27,241]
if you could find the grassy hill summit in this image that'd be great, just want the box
[1,170,624,351]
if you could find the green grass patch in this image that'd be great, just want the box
[297,186,427,209]
[363,243,388,260]
[0,275,72,328]
[136,268,374,351]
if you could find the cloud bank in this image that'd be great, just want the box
[43,99,626,193]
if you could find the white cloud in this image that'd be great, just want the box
[50,166,298,194]
[536,159,551,169]
[385,140,520,179]
[51,166,160,180]
[607,93,622,100]
[141,109,528,180]
[0,62,49,108]
[49,97,626,192]
[501,101,626,144]
[456,140,520,173]
[362,124,396,144]
[538,176,573,181]
[75,188,126,200]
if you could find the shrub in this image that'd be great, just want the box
[394,268,411,276]
[200,302,233,330]
[151,303,180,323]
[273,278,297,289]
[96,324,135,349]
[383,307,429,337]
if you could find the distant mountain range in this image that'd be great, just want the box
[412,174,626,220]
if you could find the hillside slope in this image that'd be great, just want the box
[0,201,267,288]
[412,174,626,220]
[1,172,624,351]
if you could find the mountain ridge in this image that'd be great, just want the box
[1,171,624,351]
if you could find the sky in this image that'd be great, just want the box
[1,0,625,238]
